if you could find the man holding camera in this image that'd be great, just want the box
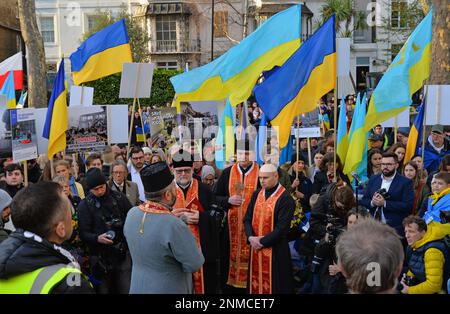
[361,152,414,236]
[77,168,133,294]
[171,149,219,294]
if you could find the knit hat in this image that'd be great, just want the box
[85,168,107,191]
[142,147,152,155]
[0,189,12,213]
[291,153,306,165]
[140,162,174,193]
[201,165,215,180]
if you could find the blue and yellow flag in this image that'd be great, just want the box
[404,99,426,163]
[43,59,68,160]
[364,9,432,131]
[215,99,235,169]
[0,71,16,109]
[254,15,336,148]
[70,19,132,85]
[170,5,302,107]
[336,97,348,163]
[344,93,368,179]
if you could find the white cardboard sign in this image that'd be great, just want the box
[425,85,450,125]
[119,63,154,98]
[381,108,410,128]
[69,86,94,107]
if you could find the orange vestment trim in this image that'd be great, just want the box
[174,179,205,294]
[227,163,259,288]
[250,185,284,294]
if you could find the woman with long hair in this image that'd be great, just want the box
[289,154,313,212]
[307,151,324,183]
[388,142,406,171]
[312,153,350,194]
[403,161,430,215]
[367,149,383,178]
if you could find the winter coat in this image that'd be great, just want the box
[405,222,450,294]
[0,230,93,293]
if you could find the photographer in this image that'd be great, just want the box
[300,181,356,293]
[77,168,133,294]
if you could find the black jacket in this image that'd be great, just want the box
[312,171,350,195]
[0,182,24,198]
[0,230,93,293]
[77,188,132,256]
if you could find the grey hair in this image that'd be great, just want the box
[335,217,404,294]
[110,160,128,175]
[145,181,175,202]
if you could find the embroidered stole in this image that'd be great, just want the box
[250,185,284,294]
[173,179,205,294]
[227,163,259,288]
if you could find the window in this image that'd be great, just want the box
[391,1,408,28]
[391,43,403,61]
[214,11,228,38]
[156,15,177,41]
[156,61,178,70]
[40,16,55,43]
[87,15,100,33]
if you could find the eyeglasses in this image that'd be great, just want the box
[381,163,396,167]
[175,169,192,174]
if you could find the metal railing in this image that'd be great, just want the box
[150,39,200,53]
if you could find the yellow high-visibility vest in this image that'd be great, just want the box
[0,264,86,294]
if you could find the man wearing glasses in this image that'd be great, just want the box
[171,149,218,294]
[127,146,146,203]
[108,160,140,206]
[361,152,414,237]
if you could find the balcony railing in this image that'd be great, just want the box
[150,39,200,53]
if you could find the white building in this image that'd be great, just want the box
[35,0,142,86]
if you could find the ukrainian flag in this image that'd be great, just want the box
[215,99,235,169]
[254,15,336,148]
[336,97,348,163]
[0,71,16,109]
[344,93,368,179]
[170,5,302,107]
[43,59,68,160]
[70,19,132,85]
[364,9,432,131]
[404,99,425,163]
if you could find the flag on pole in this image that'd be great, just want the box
[344,93,368,179]
[0,71,16,109]
[43,59,68,160]
[254,15,336,149]
[215,99,235,169]
[170,5,302,107]
[70,19,132,85]
[404,99,426,163]
[336,96,348,163]
[255,113,267,165]
[364,9,432,131]
[0,52,23,90]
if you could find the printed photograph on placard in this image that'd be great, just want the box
[10,109,38,163]
[0,108,12,158]
[147,107,177,151]
[66,106,108,153]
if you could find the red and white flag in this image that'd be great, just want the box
[0,52,23,90]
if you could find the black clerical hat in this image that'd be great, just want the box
[140,162,174,193]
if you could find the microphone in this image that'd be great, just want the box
[351,172,361,183]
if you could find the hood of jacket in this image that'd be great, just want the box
[0,230,75,279]
[412,221,450,250]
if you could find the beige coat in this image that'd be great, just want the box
[108,179,141,206]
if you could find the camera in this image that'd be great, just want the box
[104,217,124,232]
[209,204,227,229]
[376,188,390,200]
[325,214,345,245]
[105,230,116,240]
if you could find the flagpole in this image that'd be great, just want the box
[127,63,142,159]
[23,160,28,187]
[421,84,429,161]
[295,115,300,181]
[394,116,398,144]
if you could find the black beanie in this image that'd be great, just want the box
[85,168,107,190]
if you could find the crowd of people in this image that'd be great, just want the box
[0,96,449,295]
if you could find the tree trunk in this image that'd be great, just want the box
[18,0,47,108]
[429,0,450,84]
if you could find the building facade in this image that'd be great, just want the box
[35,0,141,86]
[0,0,21,62]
